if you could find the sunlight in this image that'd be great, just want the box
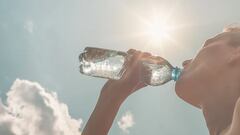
[143,16,174,45]
[119,5,189,55]
[146,21,171,43]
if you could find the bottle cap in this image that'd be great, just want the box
[171,67,182,81]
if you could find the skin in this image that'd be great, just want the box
[82,30,240,135]
[176,30,240,135]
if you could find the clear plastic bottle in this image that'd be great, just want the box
[140,56,182,86]
[79,47,182,86]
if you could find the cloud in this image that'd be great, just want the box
[24,20,34,33]
[0,79,82,135]
[117,111,135,133]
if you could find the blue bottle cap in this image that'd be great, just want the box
[171,67,182,81]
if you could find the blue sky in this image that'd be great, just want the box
[1,0,240,135]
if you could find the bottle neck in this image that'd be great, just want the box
[171,67,182,81]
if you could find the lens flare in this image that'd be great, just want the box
[146,20,173,43]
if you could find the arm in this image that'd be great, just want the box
[81,50,150,135]
[80,87,124,135]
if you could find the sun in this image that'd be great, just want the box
[144,18,173,44]
[147,21,171,43]
[125,7,181,50]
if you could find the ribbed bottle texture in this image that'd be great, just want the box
[79,47,182,86]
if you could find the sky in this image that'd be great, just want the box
[0,0,240,135]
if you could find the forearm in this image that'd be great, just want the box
[82,90,126,135]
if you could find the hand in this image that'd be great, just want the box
[100,49,152,102]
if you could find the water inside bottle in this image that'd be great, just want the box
[141,58,173,86]
[79,47,182,85]
[143,62,172,86]
[79,48,127,80]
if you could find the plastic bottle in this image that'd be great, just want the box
[79,47,181,86]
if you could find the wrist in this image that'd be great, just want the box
[100,88,128,106]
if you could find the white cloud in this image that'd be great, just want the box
[117,111,135,133]
[24,20,34,33]
[0,79,82,135]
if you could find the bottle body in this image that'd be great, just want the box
[79,47,182,86]
[140,56,181,85]
[79,47,128,80]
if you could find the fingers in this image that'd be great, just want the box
[127,49,136,54]
[127,49,151,57]
[121,52,140,80]
[121,49,152,82]
[127,49,152,64]
[126,49,153,70]
[141,52,151,57]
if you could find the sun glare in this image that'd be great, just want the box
[142,15,175,45]
[146,20,172,43]
[125,7,182,52]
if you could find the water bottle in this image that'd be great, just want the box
[79,47,182,86]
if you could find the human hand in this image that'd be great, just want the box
[100,49,152,102]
